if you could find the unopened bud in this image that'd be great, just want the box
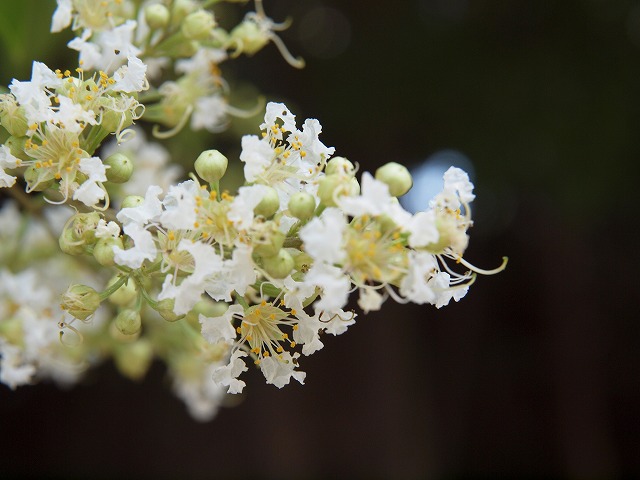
[107,276,138,307]
[230,20,269,55]
[121,195,145,208]
[93,236,124,267]
[325,156,355,176]
[254,186,280,218]
[103,152,133,184]
[155,298,183,322]
[144,3,170,29]
[115,309,142,335]
[114,339,153,380]
[375,162,412,197]
[261,249,294,279]
[318,174,360,207]
[181,10,215,40]
[61,284,100,320]
[252,225,285,258]
[288,192,316,221]
[194,149,227,183]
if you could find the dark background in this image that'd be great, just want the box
[1,0,639,478]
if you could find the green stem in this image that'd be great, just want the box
[99,274,130,301]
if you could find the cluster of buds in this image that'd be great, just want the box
[0,1,505,421]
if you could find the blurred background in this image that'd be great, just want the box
[1,0,639,478]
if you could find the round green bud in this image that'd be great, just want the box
[254,187,280,218]
[375,162,413,197]
[155,298,183,322]
[121,195,145,209]
[144,3,170,29]
[114,339,153,380]
[115,309,142,335]
[261,249,294,279]
[59,227,86,256]
[230,20,269,55]
[318,174,360,207]
[325,156,355,176]
[1,105,28,137]
[194,149,228,183]
[104,152,133,184]
[181,10,215,40]
[5,136,29,160]
[24,165,55,192]
[288,192,316,221]
[93,236,124,267]
[61,284,101,320]
[291,249,313,273]
[107,276,138,307]
[171,0,197,25]
[100,103,133,133]
[185,299,229,329]
[252,226,285,258]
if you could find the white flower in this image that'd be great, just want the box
[212,349,248,394]
[259,351,305,388]
[49,95,97,133]
[0,342,36,389]
[9,61,61,125]
[239,134,274,183]
[116,185,163,226]
[69,21,141,72]
[192,94,229,132]
[339,172,391,217]
[303,262,350,313]
[200,304,243,346]
[261,102,297,134]
[399,251,438,305]
[95,219,120,238]
[73,156,108,207]
[51,0,72,33]
[171,363,225,422]
[299,207,346,264]
[113,222,158,268]
[357,288,384,313]
[406,210,439,248]
[0,145,19,188]
[292,310,324,356]
[159,180,199,231]
[158,240,224,315]
[228,184,270,230]
[320,309,356,336]
[443,166,475,204]
[282,275,316,312]
[112,56,147,93]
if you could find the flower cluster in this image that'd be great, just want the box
[0,1,505,421]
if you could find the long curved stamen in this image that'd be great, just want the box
[456,255,509,276]
[152,105,194,139]
[269,34,305,69]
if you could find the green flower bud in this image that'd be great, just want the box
[0,103,28,137]
[375,162,413,197]
[254,186,280,218]
[59,227,86,256]
[115,309,142,335]
[100,102,133,133]
[121,195,145,208]
[0,317,23,345]
[325,156,356,176]
[291,249,313,273]
[155,298,183,322]
[194,149,228,182]
[230,20,269,55]
[171,0,197,26]
[252,224,285,258]
[181,10,216,40]
[107,276,138,307]
[144,3,170,29]
[104,152,133,184]
[318,174,360,207]
[5,136,28,160]
[288,192,316,221]
[61,284,101,320]
[93,236,124,267]
[59,212,102,255]
[114,339,153,380]
[261,248,294,279]
[24,165,55,192]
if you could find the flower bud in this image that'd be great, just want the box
[121,195,145,208]
[375,162,413,197]
[0,104,28,137]
[318,174,360,207]
[288,192,316,221]
[182,10,215,40]
[261,248,294,279]
[24,165,55,192]
[107,276,138,307]
[155,298,183,322]
[115,309,142,335]
[230,20,269,55]
[254,186,280,218]
[185,299,228,329]
[171,0,197,26]
[59,212,102,255]
[93,236,124,267]
[100,103,133,133]
[104,152,133,184]
[252,224,285,258]
[144,3,170,29]
[194,149,227,183]
[325,156,355,176]
[61,284,101,320]
[114,339,153,380]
